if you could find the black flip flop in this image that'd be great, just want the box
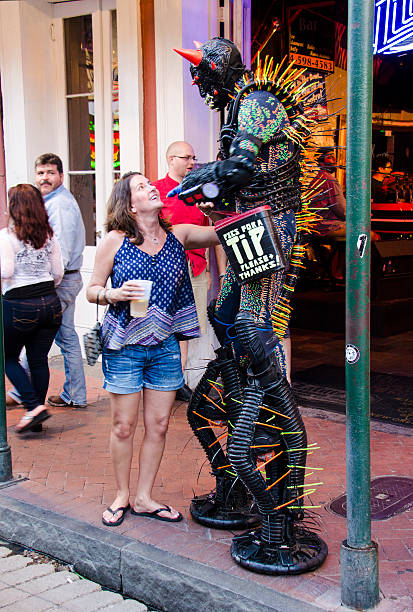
[131,505,183,523]
[102,504,130,527]
[16,409,51,434]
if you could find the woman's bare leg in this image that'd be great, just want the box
[102,391,140,524]
[133,388,180,519]
[280,337,292,384]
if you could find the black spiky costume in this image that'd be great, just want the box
[174,37,327,574]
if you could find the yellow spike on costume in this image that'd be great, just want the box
[208,379,223,387]
[290,505,322,509]
[289,465,323,470]
[270,55,287,83]
[287,482,323,488]
[278,61,296,85]
[263,55,269,77]
[244,56,332,388]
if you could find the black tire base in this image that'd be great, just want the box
[230,527,328,575]
[190,495,260,530]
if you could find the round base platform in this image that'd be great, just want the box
[190,494,260,530]
[231,527,328,575]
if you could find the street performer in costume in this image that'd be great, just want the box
[172,37,328,575]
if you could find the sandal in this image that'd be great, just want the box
[131,505,183,523]
[16,409,51,434]
[102,504,130,527]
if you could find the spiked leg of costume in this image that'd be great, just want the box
[228,312,328,574]
[187,303,259,529]
[175,39,330,571]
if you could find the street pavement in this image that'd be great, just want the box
[0,546,147,610]
[1,332,413,611]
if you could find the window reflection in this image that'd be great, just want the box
[64,11,120,247]
[64,15,94,96]
[112,11,120,173]
[65,14,95,245]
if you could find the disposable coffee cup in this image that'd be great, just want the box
[130,280,153,318]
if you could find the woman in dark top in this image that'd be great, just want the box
[87,172,219,527]
[0,184,63,433]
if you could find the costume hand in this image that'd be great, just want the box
[167,185,182,198]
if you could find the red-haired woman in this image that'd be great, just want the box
[0,184,63,433]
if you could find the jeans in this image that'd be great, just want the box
[9,272,87,406]
[54,272,87,405]
[102,334,184,394]
[3,294,62,411]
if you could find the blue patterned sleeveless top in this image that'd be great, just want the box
[102,233,200,349]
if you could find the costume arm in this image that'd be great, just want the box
[176,91,289,206]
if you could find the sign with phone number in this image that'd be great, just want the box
[290,53,334,73]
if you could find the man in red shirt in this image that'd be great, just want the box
[154,141,210,402]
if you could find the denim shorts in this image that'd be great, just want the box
[102,334,185,394]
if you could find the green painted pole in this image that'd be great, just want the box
[340,0,379,608]
[0,282,13,482]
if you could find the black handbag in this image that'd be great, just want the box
[83,294,104,366]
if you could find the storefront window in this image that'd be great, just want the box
[64,10,119,245]
[112,11,120,183]
[64,15,96,245]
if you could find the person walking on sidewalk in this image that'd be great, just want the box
[154,141,210,403]
[8,154,87,409]
[86,172,219,526]
[39,154,87,409]
[0,184,63,432]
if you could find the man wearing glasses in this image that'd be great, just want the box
[154,141,211,402]
[371,153,396,203]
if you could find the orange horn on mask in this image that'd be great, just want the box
[173,47,203,66]
[193,40,203,49]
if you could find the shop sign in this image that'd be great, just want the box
[288,9,335,74]
[374,0,413,54]
[289,53,333,72]
[293,70,328,122]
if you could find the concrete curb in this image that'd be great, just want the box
[0,493,326,612]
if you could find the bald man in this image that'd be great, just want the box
[154,141,211,402]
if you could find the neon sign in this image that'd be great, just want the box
[374,0,413,54]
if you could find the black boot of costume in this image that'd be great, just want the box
[228,312,327,574]
[187,303,259,529]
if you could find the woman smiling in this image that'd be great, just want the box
[86,172,219,526]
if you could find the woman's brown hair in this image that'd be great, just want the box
[8,184,54,249]
[106,172,171,245]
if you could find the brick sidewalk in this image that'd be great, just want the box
[2,363,413,611]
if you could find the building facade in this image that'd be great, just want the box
[0,0,250,379]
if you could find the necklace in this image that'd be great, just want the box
[144,231,162,244]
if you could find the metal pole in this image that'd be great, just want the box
[0,283,13,482]
[340,0,379,608]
